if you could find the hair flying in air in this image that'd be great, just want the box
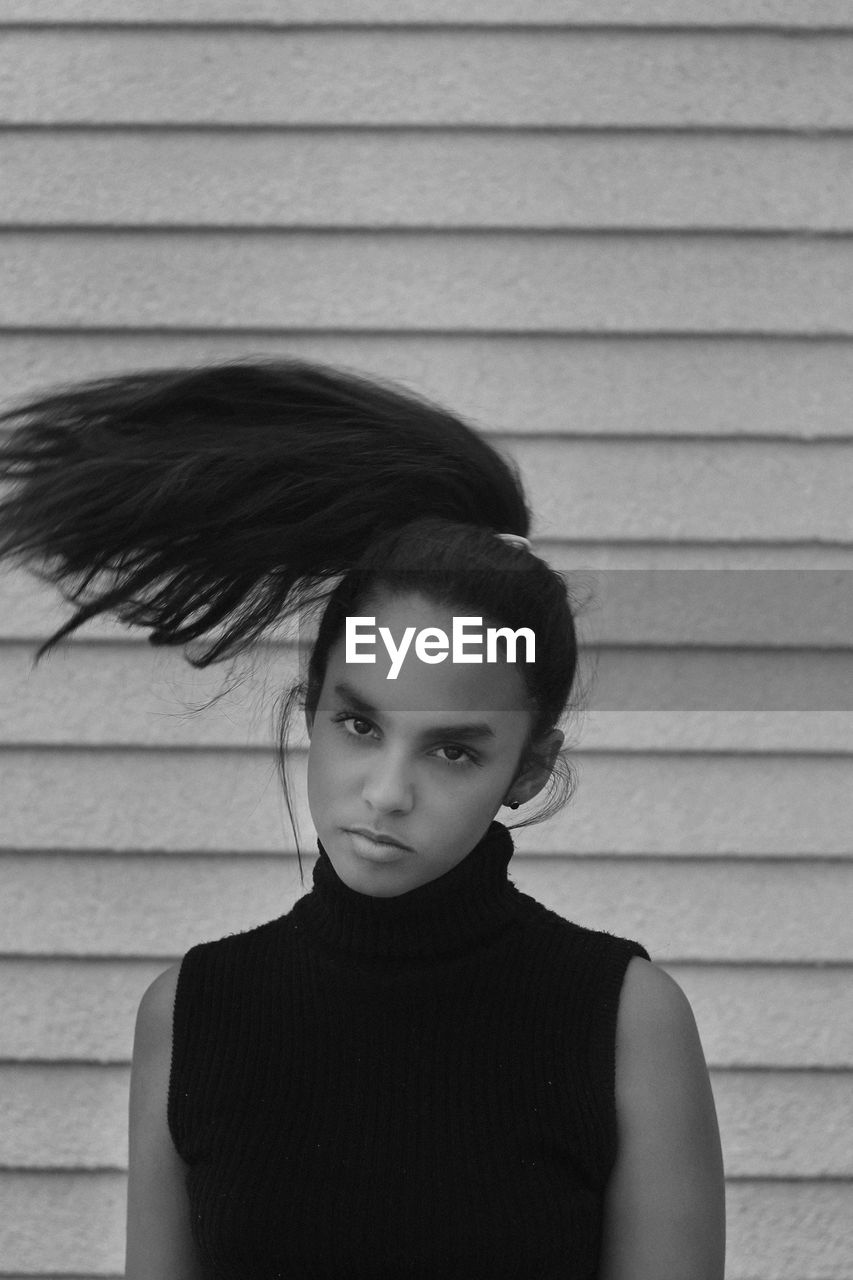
[0,359,532,664]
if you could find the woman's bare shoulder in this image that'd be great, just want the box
[614,955,713,1100]
[133,961,182,1058]
[617,956,698,1039]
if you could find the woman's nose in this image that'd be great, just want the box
[361,749,414,812]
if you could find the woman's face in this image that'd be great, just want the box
[305,589,543,897]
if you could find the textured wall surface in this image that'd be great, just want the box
[0,4,851,1277]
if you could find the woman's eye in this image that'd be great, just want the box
[335,713,375,738]
[332,712,478,767]
[436,744,476,767]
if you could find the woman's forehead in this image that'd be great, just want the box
[323,642,532,721]
[319,587,534,717]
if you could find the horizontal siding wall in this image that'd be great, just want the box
[3,2,853,26]
[6,134,853,232]
[5,30,853,127]
[0,6,851,1278]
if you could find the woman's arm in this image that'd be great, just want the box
[598,958,726,1280]
[125,962,205,1280]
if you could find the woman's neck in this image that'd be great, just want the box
[292,820,521,964]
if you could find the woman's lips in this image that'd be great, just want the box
[348,826,410,849]
[346,828,410,860]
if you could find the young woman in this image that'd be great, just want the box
[0,360,725,1279]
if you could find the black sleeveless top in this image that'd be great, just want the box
[168,820,650,1279]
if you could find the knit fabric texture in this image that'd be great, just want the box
[168,819,650,1279]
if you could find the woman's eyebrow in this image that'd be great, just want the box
[332,681,497,741]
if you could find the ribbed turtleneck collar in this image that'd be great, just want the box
[292,820,521,963]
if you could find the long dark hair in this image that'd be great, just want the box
[0,359,582,871]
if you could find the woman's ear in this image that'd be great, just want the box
[505,729,564,807]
